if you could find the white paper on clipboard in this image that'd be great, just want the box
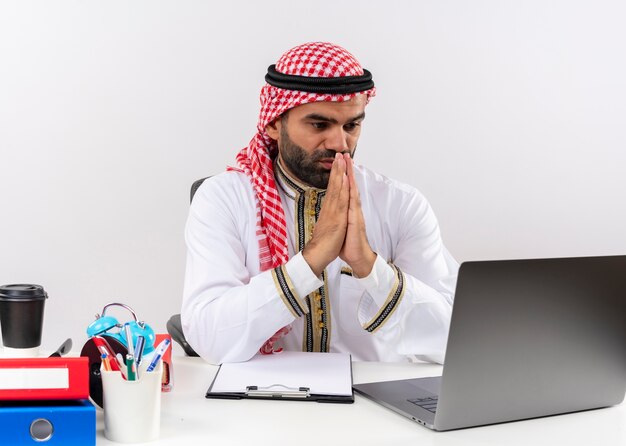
[210,351,352,396]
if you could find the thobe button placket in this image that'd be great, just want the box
[309,191,318,218]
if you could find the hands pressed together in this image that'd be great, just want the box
[302,153,376,278]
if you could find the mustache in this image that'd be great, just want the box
[312,149,353,161]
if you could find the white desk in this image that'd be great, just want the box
[97,356,625,445]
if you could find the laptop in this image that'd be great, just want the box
[353,255,626,431]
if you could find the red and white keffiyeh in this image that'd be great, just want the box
[229,42,376,353]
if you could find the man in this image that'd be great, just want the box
[182,42,458,364]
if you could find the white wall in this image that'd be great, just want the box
[1,0,625,353]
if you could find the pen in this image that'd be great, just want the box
[115,353,126,370]
[95,343,121,372]
[93,336,121,371]
[134,335,146,366]
[124,324,135,357]
[146,338,171,372]
[101,353,112,371]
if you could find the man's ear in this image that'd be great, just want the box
[265,117,281,141]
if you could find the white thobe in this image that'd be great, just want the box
[182,163,458,364]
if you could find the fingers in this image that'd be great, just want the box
[302,154,349,276]
[338,152,375,276]
[343,152,353,178]
[343,153,361,209]
[323,153,349,215]
[326,153,346,198]
[339,157,350,204]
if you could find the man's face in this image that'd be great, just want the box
[267,95,367,189]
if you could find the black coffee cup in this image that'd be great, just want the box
[0,284,48,357]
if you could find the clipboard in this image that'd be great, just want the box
[205,351,354,403]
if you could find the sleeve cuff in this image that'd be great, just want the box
[353,255,407,333]
[354,254,396,306]
[362,262,406,333]
[271,252,323,318]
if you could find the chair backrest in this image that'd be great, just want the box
[190,177,210,204]
[166,314,199,357]
[167,177,212,357]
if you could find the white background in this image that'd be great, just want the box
[1,0,625,353]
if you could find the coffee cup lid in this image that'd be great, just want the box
[0,284,48,301]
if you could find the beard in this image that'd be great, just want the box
[278,125,354,189]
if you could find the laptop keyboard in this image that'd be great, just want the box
[407,396,438,413]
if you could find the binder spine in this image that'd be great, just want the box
[0,399,96,446]
[0,357,90,401]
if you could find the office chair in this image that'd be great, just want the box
[166,177,210,357]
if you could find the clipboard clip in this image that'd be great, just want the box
[245,384,311,399]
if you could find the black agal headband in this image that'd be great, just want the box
[265,64,374,94]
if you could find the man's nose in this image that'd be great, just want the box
[324,127,350,153]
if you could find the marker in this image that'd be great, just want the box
[146,338,171,372]
[126,354,137,381]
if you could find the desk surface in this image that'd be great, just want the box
[97,356,625,445]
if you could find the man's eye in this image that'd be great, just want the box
[312,122,328,130]
[344,122,360,132]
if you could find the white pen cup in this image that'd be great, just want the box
[101,360,162,443]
